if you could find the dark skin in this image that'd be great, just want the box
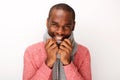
[45,9,75,68]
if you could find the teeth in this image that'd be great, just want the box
[56,36,62,40]
[55,36,63,44]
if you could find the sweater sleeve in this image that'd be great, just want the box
[23,48,52,80]
[64,50,92,80]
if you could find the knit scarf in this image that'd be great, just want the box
[43,31,78,80]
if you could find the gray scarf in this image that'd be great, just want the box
[43,32,78,80]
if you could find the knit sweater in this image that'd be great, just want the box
[23,42,92,80]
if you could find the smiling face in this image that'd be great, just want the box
[46,9,75,42]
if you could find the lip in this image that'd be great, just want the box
[54,36,63,44]
[54,36,63,41]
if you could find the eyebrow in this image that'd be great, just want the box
[51,21,72,25]
[65,23,72,25]
[51,21,58,24]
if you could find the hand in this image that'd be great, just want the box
[58,39,72,65]
[45,39,58,68]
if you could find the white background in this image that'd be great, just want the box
[0,0,120,80]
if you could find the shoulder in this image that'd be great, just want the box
[26,41,44,50]
[76,43,90,57]
[24,41,46,60]
[25,41,45,54]
[77,44,89,53]
[24,42,46,68]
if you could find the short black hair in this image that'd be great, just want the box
[48,3,75,21]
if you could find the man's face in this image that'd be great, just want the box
[46,9,75,42]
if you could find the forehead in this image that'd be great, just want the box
[50,9,73,21]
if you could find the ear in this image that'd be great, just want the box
[46,18,49,29]
[72,21,75,31]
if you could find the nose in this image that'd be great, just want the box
[56,27,64,35]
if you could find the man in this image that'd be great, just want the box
[23,3,92,80]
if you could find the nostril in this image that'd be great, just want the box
[57,27,64,34]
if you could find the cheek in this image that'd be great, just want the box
[50,27,56,31]
[65,30,72,35]
[48,28,56,35]
[47,27,56,37]
[48,26,57,31]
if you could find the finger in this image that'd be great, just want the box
[49,43,58,50]
[64,39,72,46]
[58,49,67,57]
[46,39,50,45]
[60,41,72,51]
[58,48,62,55]
[59,45,70,54]
[45,40,53,49]
[46,39,56,49]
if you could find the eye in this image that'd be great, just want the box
[50,22,59,29]
[51,22,58,27]
[51,23,56,25]
[64,25,71,30]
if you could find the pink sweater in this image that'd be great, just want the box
[23,42,92,80]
